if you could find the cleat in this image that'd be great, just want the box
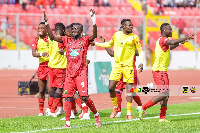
[80,113,90,120]
[56,107,64,116]
[110,108,119,118]
[159,119,170,122]
[115,112,122,117]
[60,117,65,120]
[46,108,51,116]
[95,114,102,127]
[50,113,57,117]
[38,113,44,116]
[126,115,134,119]
[136,106,146,117]
[137,106,144,121]
[63,124,71,128]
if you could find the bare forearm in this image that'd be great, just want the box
[46,24,54,40]
[32,50,41,57]
[105,48,114,57]
[90,25,97,41]
[170,44,179,50]
[166,38,187,45]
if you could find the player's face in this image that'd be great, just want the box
[38,24,47,36]
[65,28,72,37]
[72,25,82,37]
[123,21,133,33]
[164,25,173,37]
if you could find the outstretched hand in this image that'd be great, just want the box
[99,36,105,43]
[90,42,95,46]
[187,34,196,40]
[43,10,48,22]
[90,9,97,17]
[138,63,143,73]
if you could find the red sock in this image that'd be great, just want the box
[38,99,45,114]
[116,93,122,112]
[58,98,63,107]
[85,98,97,114]
[51,98,61,113]
[160,107,167,119]
[133,94,142,106]
[82,105,89,113]
[75,98,82,109]
[72,99,76,110]
[64,100,72,121]
[48,97,54,109]
[142,100,155,110]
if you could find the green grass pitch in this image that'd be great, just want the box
[1,102,200,133]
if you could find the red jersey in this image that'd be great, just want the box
[59,36,90,77]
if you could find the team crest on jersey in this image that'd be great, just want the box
[64,90,67,94]
[79,41,82,45]
[70,48,82,56]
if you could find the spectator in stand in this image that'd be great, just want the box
[94,0,99,6]
[20,0,27,10]
[141,0,147,15]
[174,0,185,7]
[187,0,195,8]
[0,17,9,45]
[176,18,185,38]
[35,0,44,9]
[84,19,89,35]
[103,0,111,6]
[197,0,200,8]
[163,0,175,7]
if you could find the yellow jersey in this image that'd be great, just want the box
[152,36,170,71]
[48,38,67,69]
[96,31,144,66]
[32,36,49,64]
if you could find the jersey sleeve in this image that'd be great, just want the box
[84,35,90,47]
[159,37,169,52]
[59,36,68,49]
[96,33,115,48]
[31,37,38,50]
[134,36,144,64]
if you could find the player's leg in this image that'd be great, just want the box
[63,77,76,127]
[132,73,142,107]
[76,74,102,127]
[46,87,55,116]
[37,78,46,116]
[125,82,135,119]
[159,96,170,122]
[115,88,123,117]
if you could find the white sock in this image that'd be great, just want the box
[118,112,121,114]
[94,112,99,117]
[127,113,131,115]
[66,121,70,126]
[58,107,63,110]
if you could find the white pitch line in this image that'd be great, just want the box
[11,112,200,133]
[189,97,200,99]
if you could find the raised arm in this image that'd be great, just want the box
[89,9,97,41]
[43,11,63,42]
[166,34,195,45]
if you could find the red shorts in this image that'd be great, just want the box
[63,71,88,97]
[49,68,65,88]
[115,69,137,90]
[152,71,169,93]
[37,65,49,80]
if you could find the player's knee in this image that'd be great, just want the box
[49,91,55,97]
[81,96,89,102]
[54,92,62,98]
[39,88,45,95]
[56,88,63,95]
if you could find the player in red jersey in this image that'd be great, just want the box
[138,23,195,122]
[31,22,50,116]
[44,9,102,127]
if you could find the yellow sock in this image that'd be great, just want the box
[127,102,132,115]
[111,97,118,108]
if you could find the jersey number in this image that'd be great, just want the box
[81,82,84,88]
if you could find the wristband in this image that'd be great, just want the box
[40,53,43,57]
[64,52,66,56]
[95,42,98,46]
[45,21,48,25]
[90,12,96,25]
[179,43,182,45]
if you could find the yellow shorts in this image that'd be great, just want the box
[109,63,134,83]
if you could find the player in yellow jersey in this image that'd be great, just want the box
[45,22,66,117]
[138,23,195,122]
[31,22,50,116]
[95,19,144,118]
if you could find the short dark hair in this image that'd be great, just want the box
[121,19,131,25]
[119,26,123,31]
[55,22,65,31]
[39,22,45,25]
[66,25,72,30]
[160,23,170,31]
[71,23,83,31]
